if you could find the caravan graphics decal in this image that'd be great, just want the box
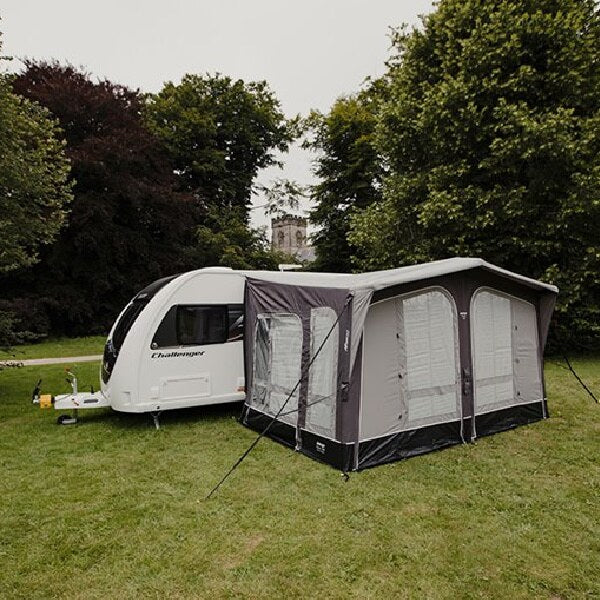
[151,350,205,359]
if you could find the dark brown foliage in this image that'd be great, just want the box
[4,63,203,336]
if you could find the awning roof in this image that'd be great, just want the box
[246,257,558,294]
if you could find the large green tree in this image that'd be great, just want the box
[0,57,72,274]
[145,74,292,216]
[195,206,287,270]
[349,0,600,348]
[0,31,72,345]
[304,80,385,272]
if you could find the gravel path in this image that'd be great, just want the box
[0,355,102,366]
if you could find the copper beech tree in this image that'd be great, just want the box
[5,63,199,336]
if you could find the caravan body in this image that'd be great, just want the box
[100,267,246,413]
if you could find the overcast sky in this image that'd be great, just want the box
[0,0,433,230]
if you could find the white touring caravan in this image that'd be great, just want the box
[47,267,348,426]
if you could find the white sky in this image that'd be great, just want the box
[0,0,433,231]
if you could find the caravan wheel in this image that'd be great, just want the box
[57,414,78,425]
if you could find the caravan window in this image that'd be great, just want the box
[227,306,244,342]
[151,304,244,348]
[177,306,227,345]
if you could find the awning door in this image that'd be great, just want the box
[471,289,543,416]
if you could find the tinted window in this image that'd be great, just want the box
[151,306,178,348]
[177,305,227,345]
[135,274,180,302]
[227,305,244,342]
[151,304,243,348]
[112,274,180,353]
[112,300,147,353]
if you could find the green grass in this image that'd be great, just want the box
[0,356,599,599]
[0,336,106,361]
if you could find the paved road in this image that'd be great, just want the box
[0,355,102,366]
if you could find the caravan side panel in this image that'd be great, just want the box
[110,272,246,413]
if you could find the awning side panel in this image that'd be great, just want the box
[472,288,545,424]
[359,287,462,446]
[243,278,353,447]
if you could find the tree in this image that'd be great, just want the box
[0,57,72,274]
[0,30,73,345]
[0,79,72,274]
[303,79,385,272]
[257,178,304,217]
[195,206,287,271]
[349,0,600,348]
[3,62,201,336]
[145,74,293,216]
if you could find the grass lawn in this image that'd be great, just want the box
[0,355,599,599]
[0,336,106,361]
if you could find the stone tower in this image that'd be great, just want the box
[271,215,308,256]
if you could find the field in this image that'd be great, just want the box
[0,336,106,361]
[0,342,599,599]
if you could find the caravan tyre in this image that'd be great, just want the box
[57,415,78,425]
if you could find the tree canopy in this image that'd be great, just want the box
[1,64,290,338]
[0,50,72,274]
[345,0,600,348]
[303,79,385,272]
[145,74,293,216]
[195,206,287,271]
[4,1,600,348]
[0,30,73,345]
